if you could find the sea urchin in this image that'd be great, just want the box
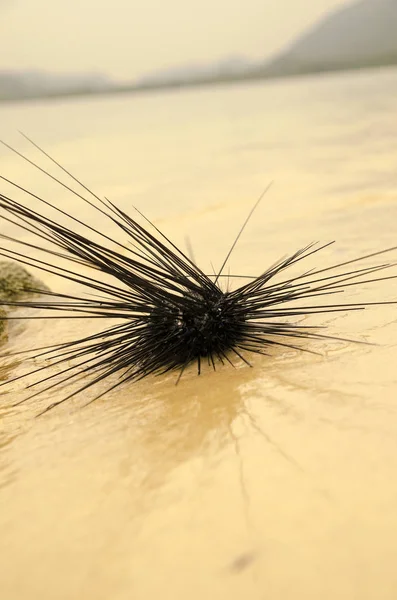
[0,135,396,414]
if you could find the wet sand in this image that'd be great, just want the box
[1,68,397,599]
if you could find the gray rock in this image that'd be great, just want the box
[0,261,50,339]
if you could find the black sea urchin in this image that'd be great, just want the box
[0,136,396,414]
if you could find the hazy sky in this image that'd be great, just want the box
[0,0,349,79]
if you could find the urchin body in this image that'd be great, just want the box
[145,290,248,371]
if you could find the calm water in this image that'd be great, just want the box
[1,68,397,600]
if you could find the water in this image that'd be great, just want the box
[1,68,397,600]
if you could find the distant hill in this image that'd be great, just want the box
[0,70,113,101]
[135,56,254,86]
[2,0,397,104]
[261,0,397,77]
[136,0,397,84]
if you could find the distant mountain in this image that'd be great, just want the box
[138,0,397,85]
[135,56,254,86]
[2,0,397,104]
[0,69,113,101]
[261,0,397,76]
